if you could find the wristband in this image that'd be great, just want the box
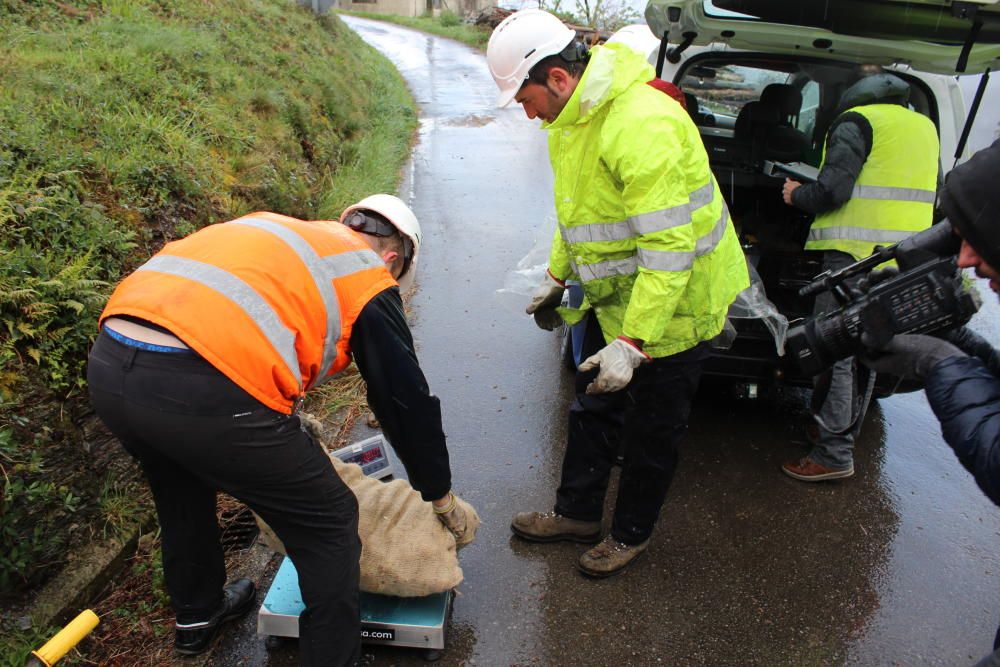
[617,336,650,359]
[546,269,567,288]
[433,491,456,514]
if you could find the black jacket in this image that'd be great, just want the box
[350,287,451,501]
[925,354,1000,506]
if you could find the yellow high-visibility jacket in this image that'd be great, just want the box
[546,43,749,358]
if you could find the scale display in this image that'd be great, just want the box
[330,434,395,479]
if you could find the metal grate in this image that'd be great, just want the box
[219,505,259,553]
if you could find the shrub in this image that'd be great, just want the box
[439,10,461,27]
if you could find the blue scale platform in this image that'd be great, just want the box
[257,556,451,650]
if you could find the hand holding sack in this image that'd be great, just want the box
[578,337,650,394]
[433,492,477,547]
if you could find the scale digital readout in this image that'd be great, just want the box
[330,434,396,479]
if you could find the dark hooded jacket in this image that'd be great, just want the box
[925,354,1000,505]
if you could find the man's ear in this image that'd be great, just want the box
[381,250,399,266]
[546,66,574,94]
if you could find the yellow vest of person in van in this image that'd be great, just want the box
[805,103,939,260]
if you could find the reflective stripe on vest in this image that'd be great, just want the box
[576,207,729,282]
[138,255,302,390]
[850,184,936,204]
[135,222,384,393]
[806,225,916,246]
[230,217,381,385]
[561,181,715,245]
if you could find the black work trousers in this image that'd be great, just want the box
[555,313,708,545]
[87,330,360,666]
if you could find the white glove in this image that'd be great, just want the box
[578,337,650,394]
[525,271,565,315]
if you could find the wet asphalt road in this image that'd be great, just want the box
[214,17,1000,667]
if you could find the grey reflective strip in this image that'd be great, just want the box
[321,249,384,277]
[137,255,302,390]
[562,219,632,244]
[638,247,694,272]
[689,181,715,210]
[695,209,729,256]
[233,218,341,381]
[577,256,638,283]
[807,226,917,245]
[576,203,730,282]
[562,182,716,243]
[630,204,692,236]
[851,185,936,204]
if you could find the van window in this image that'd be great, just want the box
[679,63,798,132]
[798,80,819,138]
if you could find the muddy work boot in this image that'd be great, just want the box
[781,457,854,482]
[578,535,649,578]
[175,578,257,655]
[510,511,600,543]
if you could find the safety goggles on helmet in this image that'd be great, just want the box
[343,210,414,277]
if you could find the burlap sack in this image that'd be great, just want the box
[256,455,480,597]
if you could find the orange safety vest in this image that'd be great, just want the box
[100,211,397,414]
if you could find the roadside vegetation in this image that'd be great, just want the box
[0,0,416,661]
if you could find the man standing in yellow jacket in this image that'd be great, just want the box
[782,71,939,482]
[487,9,749,577]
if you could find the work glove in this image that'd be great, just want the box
[857,266,899,294]
[578,337,650,395]
[859,333,965,385]
[433,492,477,547]
[525,271,566,331]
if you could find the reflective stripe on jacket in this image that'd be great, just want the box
[545,43,749,358]
[100,212,397,413]
[805,103,939,260]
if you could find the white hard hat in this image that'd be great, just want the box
[487,9,577,108]
[340,194,421,293]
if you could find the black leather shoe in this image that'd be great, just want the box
[175,579,257,655]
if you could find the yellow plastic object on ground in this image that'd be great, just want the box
[27,609,99,667]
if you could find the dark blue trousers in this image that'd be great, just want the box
[555,313,708,545]
[87,330,360,666]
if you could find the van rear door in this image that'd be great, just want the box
[646,0,1000,74]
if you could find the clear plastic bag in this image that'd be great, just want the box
[721,261,790,355]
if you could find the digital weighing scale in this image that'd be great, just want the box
[257,434,453,659]
[257,557,452,657]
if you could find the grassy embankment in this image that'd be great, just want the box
[0,0,416,662]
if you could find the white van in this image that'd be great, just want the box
[594,0,1000,395]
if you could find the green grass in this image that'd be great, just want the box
[340,9,492,50]
[0,0,418,636]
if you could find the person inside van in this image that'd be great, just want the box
[780,68,940,482]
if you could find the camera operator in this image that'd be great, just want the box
[862,139,1000,667]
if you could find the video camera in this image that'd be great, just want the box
[786,220,982,376]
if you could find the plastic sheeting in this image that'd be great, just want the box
[717,261,790,355]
